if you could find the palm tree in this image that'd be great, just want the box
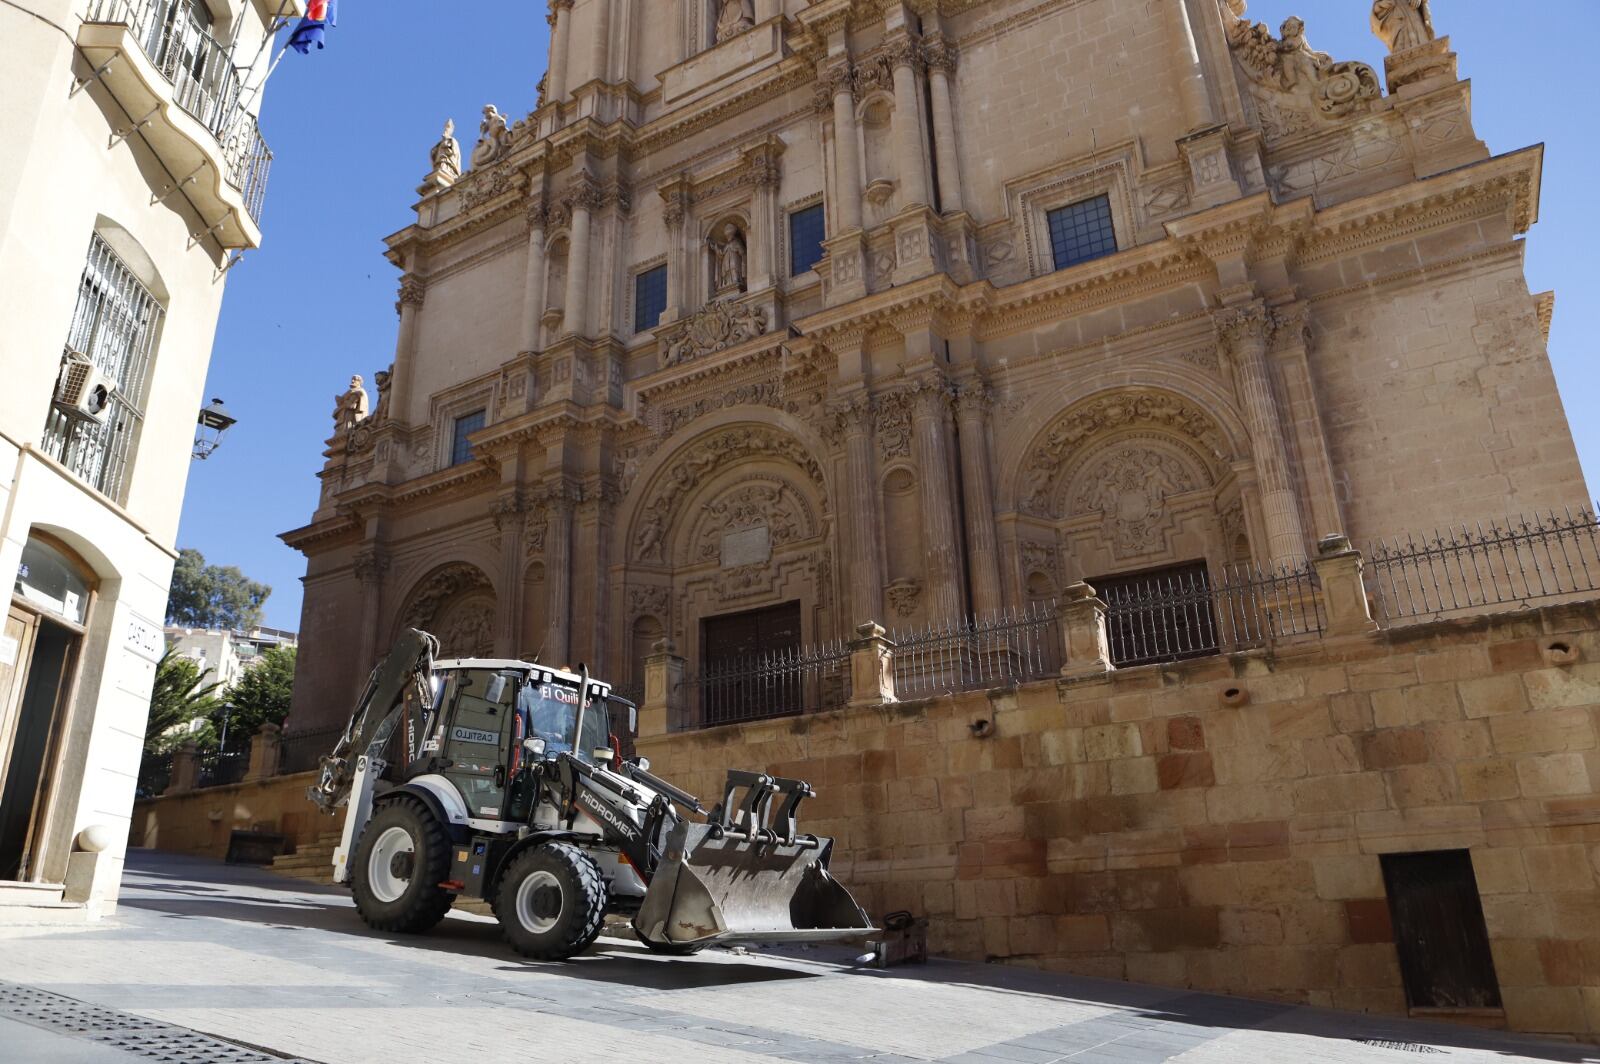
[144,649,224,753]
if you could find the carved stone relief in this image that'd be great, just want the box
[875,391,913,461]
[1068,446,1200,558]
[658,299,767,367]
[434,596,496,659]
[401,563,494,637]
[885,578,921,618]
[1224,5,1380,141]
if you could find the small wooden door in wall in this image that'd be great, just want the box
[1381,850,1503,1010]
[0,608,40,787]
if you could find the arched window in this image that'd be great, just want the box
[41,231,165,503]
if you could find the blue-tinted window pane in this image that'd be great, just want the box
[788,203,826,277]
[451,409,486,466]
[1047,195,1117,271]
[634,264,667,333]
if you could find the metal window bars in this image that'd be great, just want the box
[41,234,162,502]
[84,0,274,221]
[888,600,1063,699]
[1364,505,1600,623]
[686,638,852,728]
[1099,563,1324,668]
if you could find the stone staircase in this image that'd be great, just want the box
[267,832,492,916]
[0,881,87,925]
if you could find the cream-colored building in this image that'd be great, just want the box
[165,624,297,692]
[0,0,299,919]
[286,0,1584,724]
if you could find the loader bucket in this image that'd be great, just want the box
[634,819,874,949]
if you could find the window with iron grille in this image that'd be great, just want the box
[788,203,826,277]
[700,601,803,726]
[1046,194,1117,271]
[633,264,667,334]
[450,409,486,466]
[41,234,163,502]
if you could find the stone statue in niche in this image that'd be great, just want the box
[714,0,755,43]
[420,119,461,192]
[470,104,513,168]
[371,365,393,423]
[710,223,747,295]
[1370,0,1434,54]
[332,375,368,434]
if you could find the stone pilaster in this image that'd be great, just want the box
[491,492,526,658]
[1216,301,1307,567]
[542,484,576,665]
[563,172,603,339]
[910,377,964,620]
[823,58,862,232]
[1269,301,1343,540]
[922,36,963,215]
[954,380,1002,617]
[888,35,930,208]
[834,392,885,624]
[354,545,390,674]
[546,0,573,103]
[519,201,547,356]
[387,276,425,426]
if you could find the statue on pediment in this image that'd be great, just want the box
[333,375,369,435]
[419,119,461,193]
[715,0,754,43]
[471,104,513,169]
[1371,0,1434,54]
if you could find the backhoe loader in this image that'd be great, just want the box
[307,629,874,960]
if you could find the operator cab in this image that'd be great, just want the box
[417,659,633,822]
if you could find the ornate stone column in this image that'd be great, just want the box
[743,141,782,293]
[547,0,573,103]
[825,60,862,232]
[659,178,690,321]
[519,202,547,355]
[564,173,602,339]
[835,393,884,623]
[888,37,930,208]
[1167,0,1215,130]
[543,486,575,665]
[576,478,618,670]
[910,378,964,619]
[589,0,610,85]
[491,493,527,658]
[387,277,425,425]
[922,36,963,215]
[1270,302,1343,540]
[1217,302,1307,567]
[354,546,390,673]
[954,381,1001,616]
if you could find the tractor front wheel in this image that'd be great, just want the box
[494,843,607,961]
[350,797,454,934]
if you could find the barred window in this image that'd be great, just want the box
[788,203,826,277]
[42,233,163,502]
[1046,195,1117,271]
[633,264,667,334]
[450,409,486,466]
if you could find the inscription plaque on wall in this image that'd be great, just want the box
[721,525,770,568]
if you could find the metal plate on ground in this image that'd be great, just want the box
[1354,1040,1445,1053]
[0,980,317,1063]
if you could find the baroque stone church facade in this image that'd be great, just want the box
[283,0,1584,732]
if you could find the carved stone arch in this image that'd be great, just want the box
[1059,434,1215,559]
[999,382,1244,515]
[617,407,833,567]
[394,560,497,659]
[679,472,821,568]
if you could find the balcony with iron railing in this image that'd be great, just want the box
[77,0,278,248]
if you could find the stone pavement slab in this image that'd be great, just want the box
[0,850,1592,1064]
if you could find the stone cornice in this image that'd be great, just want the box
[280,514,361,553]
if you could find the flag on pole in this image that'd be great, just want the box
[287,0,337,54]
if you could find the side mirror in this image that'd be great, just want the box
[523,737,547,758]
[592,747,617,765]
[486,674,508,703]
[628,705,638,735]
[635,756,651,772]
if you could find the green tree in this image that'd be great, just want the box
[221,646,297,750]
[165,548,271,631]
[145,649,224,753]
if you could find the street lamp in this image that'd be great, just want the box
[192,398,236,460]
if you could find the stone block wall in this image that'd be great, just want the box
[638,601,1600,1042]
[130,771,329,860]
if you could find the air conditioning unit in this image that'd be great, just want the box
[53,352,115,424]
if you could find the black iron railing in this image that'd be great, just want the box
[136,751,173,798]
[197,745,250,788]
[889,601,1063,699]
[1098,562,1323,668]
[278,726,343,774]
[84,0,273,221]
[1365,506,1600,623]
[686,639,851,728]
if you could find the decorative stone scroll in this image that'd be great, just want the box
[1224,4,1380,140]
[658,299,768,367]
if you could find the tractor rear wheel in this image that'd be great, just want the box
[494,843,606,961]
[350,797,454,934]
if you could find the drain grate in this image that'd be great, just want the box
[1354,1040,1444,1053]
[0,980,316,1063]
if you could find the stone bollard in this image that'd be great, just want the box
[1058,582,1113,679]
[1312,533,1379,636]
[165,741,200,795]
[245,722,282,781]
[849,621,896,708]
[640,637,685,737]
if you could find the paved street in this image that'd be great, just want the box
[0,851,1592,1064]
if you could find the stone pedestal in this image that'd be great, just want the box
[849,622,896,708]
[1178,125,1241,209]
[1312,534,1379,637]
[821,231,868,307]
[641,639,686,737]
[245,723,282,782]
[1058,582,1112,679]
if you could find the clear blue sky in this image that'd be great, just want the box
[177,1,1600,633]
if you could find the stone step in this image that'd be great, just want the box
[0,881,65,906]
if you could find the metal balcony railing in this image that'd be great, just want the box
[84,0,273,222]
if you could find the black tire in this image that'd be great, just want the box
[493,843,606,960]
[350,797,454,934]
